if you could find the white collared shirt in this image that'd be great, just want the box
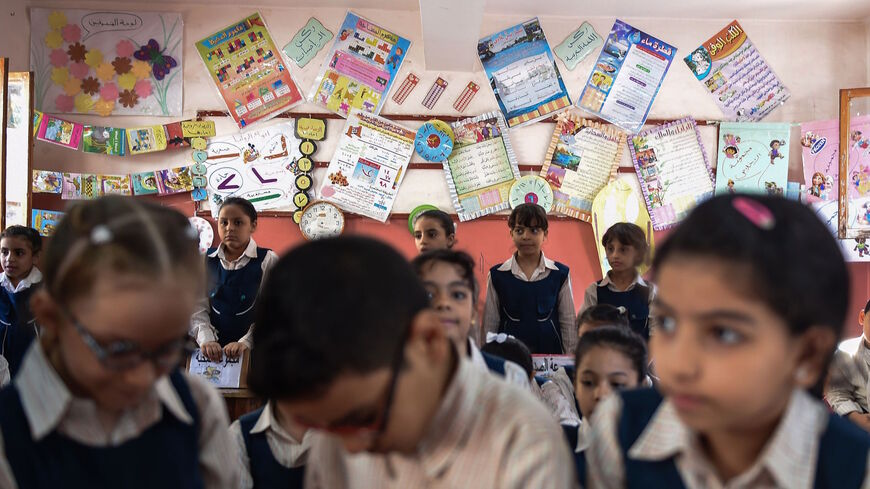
[579,271,659,332]
[0,267,42,294]
[586,389,870,489]
[230,401,313,489]
[0,343,239,488]
[826,335,870,416]
[482,252,577,354]
[467,337,530,389]
[190,238,278,347]
[304,356,578,489]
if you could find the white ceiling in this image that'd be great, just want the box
[76,0,870,21]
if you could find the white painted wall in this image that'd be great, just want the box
[1,2,868,213]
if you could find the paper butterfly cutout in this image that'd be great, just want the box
[134,39,178,81]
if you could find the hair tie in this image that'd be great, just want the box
[486,332,515,344]
[90,225,112,244]
[616,306,627,315]
[732,197,775,230]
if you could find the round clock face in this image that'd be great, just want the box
[188,216,214,254]
[509,175,554,211]
[299,201,345,241]
[414,120,455,162]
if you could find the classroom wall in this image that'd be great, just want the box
[5,2,870,335]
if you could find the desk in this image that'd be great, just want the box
[220,388,264,421]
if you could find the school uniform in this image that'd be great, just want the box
[467,338,529,388]
[0,343,238,488]
[539,368,581,426]
[190,238,278,347]
[230,402,311,489]
[561,422,591,487]
[0,268,42,376]
[586,388,870,489]
[304,354,578,489]
[827,336,870,416]
[580,272,658,339]
[482,253,576,355]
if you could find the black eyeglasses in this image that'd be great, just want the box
[62,307,193,371]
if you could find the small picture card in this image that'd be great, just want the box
[100,175,133,196]
[81,174,101,200]
[31,209,64,237]
[32,171,63,194]
[61,173,82,200]
[127,125,168,155]
[422,77,448,109]
[32,111,43,138]
[187,349,249,389]
[453,82,480,112]
[82,126,126,156]
[37,115,83,149]
[164,122,189,149]
[392,72,419,105]
[132,171,160,196]
[157,167,194,194]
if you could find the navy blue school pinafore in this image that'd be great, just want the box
[239,407,305,489]
[207,247,268,346]
[617,388,870,489]
[0,285,39,376]
[561,424,586,486]
[597,282,650,339]
[0,369,204,489]
[489,263,569,354]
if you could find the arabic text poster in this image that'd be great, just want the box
[309,12,410,118]
[577,20,675,133]
[539,111,626,221]
[205,121,303,215]
[443,112,520,221]
[30,8,183,116]
[319,109,415,222]
[196,13,304,129]
[283,17,333,68]
[478,18,572,128]
[714,122,790,196]
[684,21,789,122]
[629,118,715,230]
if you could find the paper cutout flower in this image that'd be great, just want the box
[61,24,81,43]
[63,77,82,96]
[112,56,131,75]
[119,89,139,108]
[67,42,87,63]
[95,62,115,82]
[84,49,103,68]
[100,83,119,101]
[55,94,74,112]
[118,73,136,91]
[49,48,68,68]
[131,60,151,80]
[81,77,100,96]
[134,79,152,98]
[44,31,63,49]
[74,93,95,113]
[116,40,135,58]
[69,62,89,79]
[133,39,177,80]
[94,99,115,117]
[48,11,67,30]
[51,67,69,86]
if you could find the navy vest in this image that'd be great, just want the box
[207,247,268,346]
[0,369,204,489]
[481,351,507,377]
[561,424,586,487]
[596,282,650,340]
[489,262,569,354]
[618,388,870,489]
[239,407,305,489]
[0,285,39,376]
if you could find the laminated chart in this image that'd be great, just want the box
[453,82,480,112]
[422,77,448,109]
[392,72,419,104]
[714,122,790,196]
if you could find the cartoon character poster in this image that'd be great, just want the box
[684,20,789,122]
[196,13,304,129]
[309,11,410,118]
[714,122,790,196]
[477,18,572,128]
[31,210,64,237]
[30,8,183,116]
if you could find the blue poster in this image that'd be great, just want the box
[715,122,791,196]
[577,20,676,133]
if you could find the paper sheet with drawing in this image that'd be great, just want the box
[629,118,714,230]
[443,112,520,221]
[714,122,790,196]
[319,109,415,222]
[188,349,243,389]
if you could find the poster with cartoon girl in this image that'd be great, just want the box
[714,122,790,196]
[800,117,870,207]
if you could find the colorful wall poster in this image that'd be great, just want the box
[554,22,603,71]
[204,121,303,215]
[283,17,333,68]
[82,125,125,156]
[477,18,572,128]
[813,199,870,263]
[31,210,64,237]
[591,179,654,276]
[310,12,410,118]
[714,122,790,196]
[30,9,183,116]
[539,111,626,221]
[319,109,415,222]
[577,20,676,133]
[684,21,789,122]
[196,13,304,129]
[629,118,715,230]
[36,115,83,150]
[442,112,520,221]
